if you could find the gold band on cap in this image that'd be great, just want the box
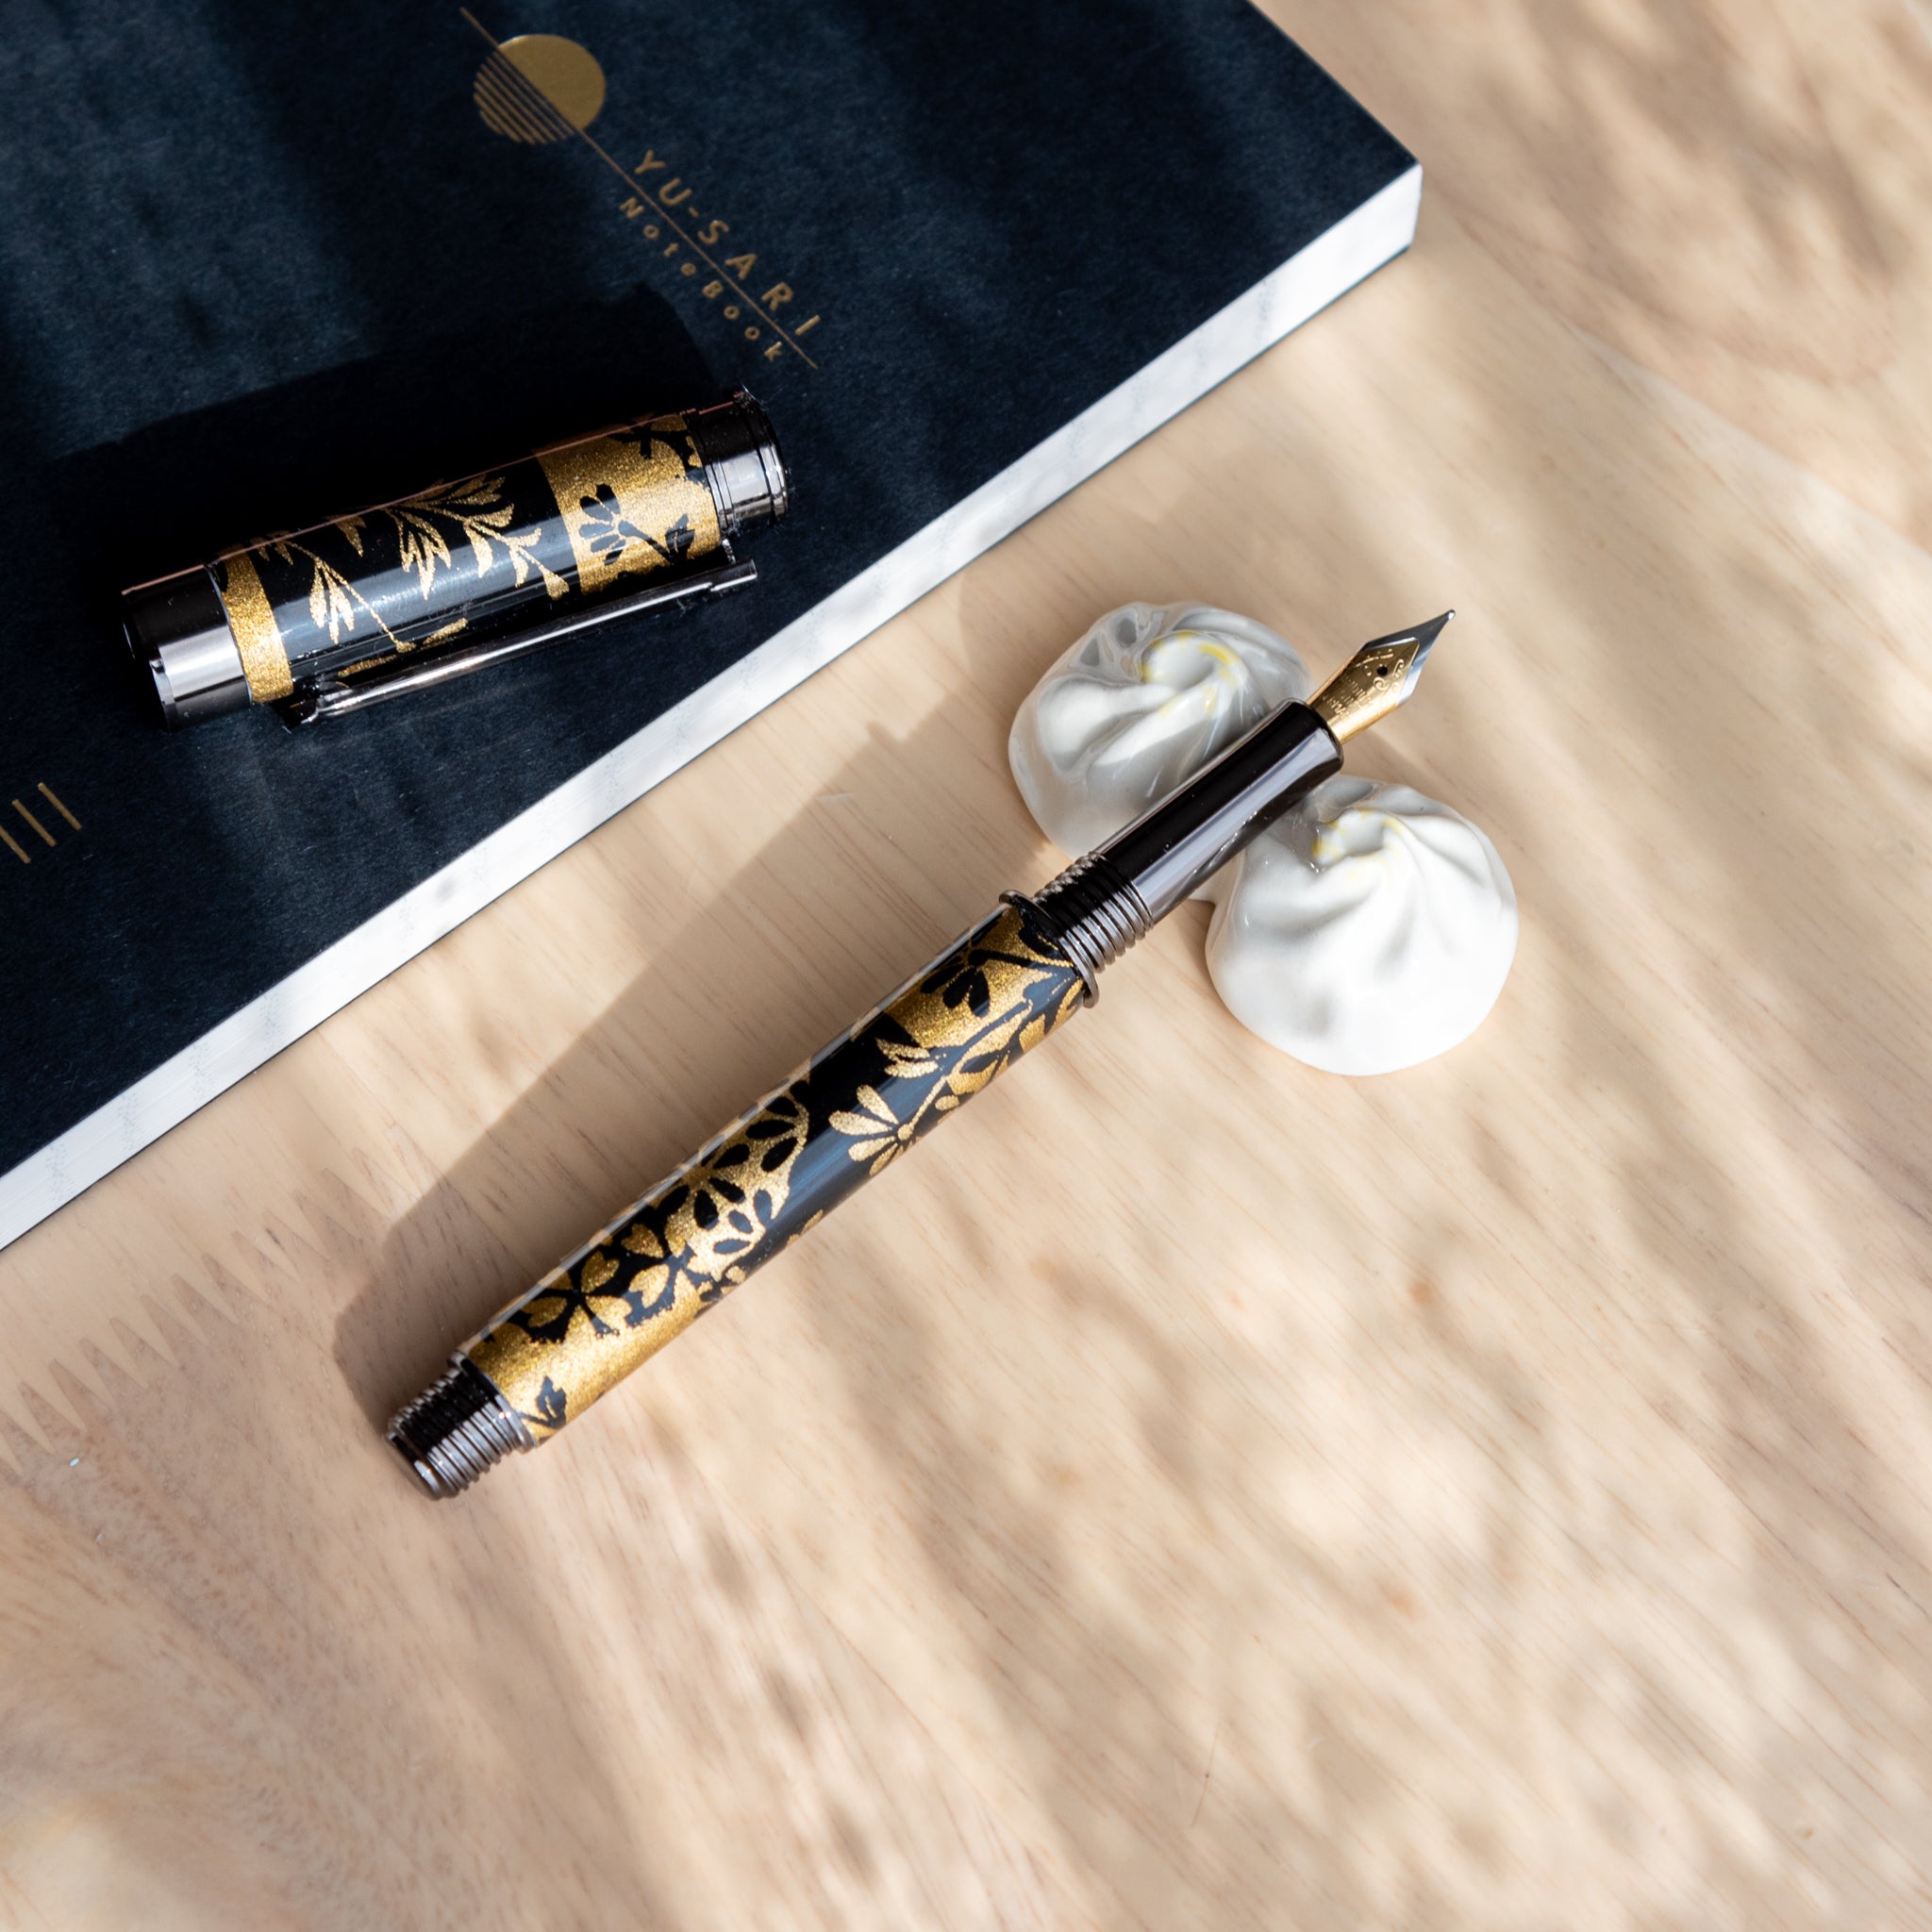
[216,549,294,701]
[537,418,722,597]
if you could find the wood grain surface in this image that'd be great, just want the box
[5,1,1931,1925]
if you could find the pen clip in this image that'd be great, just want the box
[277,557,760,725]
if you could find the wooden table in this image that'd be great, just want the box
[5,2,1929,1924]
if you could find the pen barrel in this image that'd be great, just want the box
[456,898,1089,1449]
[124,391,787,726]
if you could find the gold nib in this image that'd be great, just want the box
[1308,611,1453,743]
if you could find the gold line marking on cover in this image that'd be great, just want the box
[11,801,54,848]
[458,8,821,370]
[476,60,559,144]
[475,36,603,142]
[38,784,80,830]
[2,782,79,866]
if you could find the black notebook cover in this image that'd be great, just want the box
[0,0,1417,1243]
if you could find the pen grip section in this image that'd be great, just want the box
[464,900,1088,1438]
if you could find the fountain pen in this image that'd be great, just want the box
[389,612,1453,1495]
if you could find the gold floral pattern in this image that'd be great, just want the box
[828,1085,916,1174]
[536,419,721,595]
[217,414,712,675]
[465,903,1086,1437]
[340,475,565,608]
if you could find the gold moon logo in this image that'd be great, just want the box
[475,34,606,143]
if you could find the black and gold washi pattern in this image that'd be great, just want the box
[466,903,1088,1434]
[212,413,720,682]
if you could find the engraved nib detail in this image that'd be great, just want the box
[1308,611,1453,742]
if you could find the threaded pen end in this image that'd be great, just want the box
[387,1357,532,1499]
[1012,852,1153,1002]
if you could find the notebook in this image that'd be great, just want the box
[0,0,1419,1245]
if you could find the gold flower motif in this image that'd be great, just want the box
[619,1223,675,1316]
[878,1036,941,1081]
[828,1083,918,1174]
[512,1247,620,1342]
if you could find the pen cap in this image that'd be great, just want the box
[124,565,253,728]
[120,389,790,729]
[689,389,790,537]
